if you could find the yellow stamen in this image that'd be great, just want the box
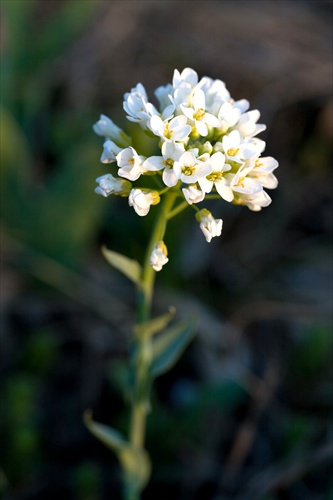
[207,171,223,182]
[194,108,205,121]
[164,123,173,139]
[182,165,195,176]
[164,158,174,169]
[237,176,245,188]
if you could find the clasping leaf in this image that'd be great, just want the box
[84,411,151,495]
[133,307,176,339]
[150,317,196,378]
[102,246,142,287]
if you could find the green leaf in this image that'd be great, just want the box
[83,410,127,451]
[102,246,142,287]
[150,317,196,378]
[83,411,151,495]
[133,307,176,339]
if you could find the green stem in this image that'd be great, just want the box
[126,191,177,499]
[205,194,221,199]
[167,200,189,220]
[137,191,178,323]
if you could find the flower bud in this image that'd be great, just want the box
[150,241,169,271]
[93,114,131,147]
[95,174,132,197]
[182,185,205,205]
[195,209,223,242]
[100,140,123,164]
[128,189,160,216]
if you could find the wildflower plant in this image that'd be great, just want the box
[85,68,278,499]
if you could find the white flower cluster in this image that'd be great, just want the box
[94,68,278,270]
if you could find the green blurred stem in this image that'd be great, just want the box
[126,191,177,500]
[167,200,189,220]
[136,191,177,324]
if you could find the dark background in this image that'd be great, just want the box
[1,1,332,499]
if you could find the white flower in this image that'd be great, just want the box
[173,151,212,184]
[155,83,174,110]
[227,168,262,196]
[93,114,121,139]
[197,77,230,107]
[181,88,220,137]
[216,101,241,133]
[173,67,199,89]
[93,66,279,239]
[123,83,158,128]
[128,189,160,216]
[143,141,185,188]
[169,68,200,110]
[246,137,267,155]
[248,157,279,189]
[198,152,233,202]
[233,188,272,211]
[245,190,272,211]
[233,109,266,138]
[148,115,191,143]
[153,84,175,119]
[143,141,184,172]
[93,115,131,148]
[226,168,271,211]
[195,209,223,242]
[182,184,205,205]
[234,99,250,113]
[170,87,192,110]
[100,140,123,164]
[150,241,169,271]
[95,174,131,197]
[116,147,148,181]
[126,83,148,100]
[221,130,259,163]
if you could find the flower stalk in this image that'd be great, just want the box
[88,67,279,500]
[125,191,177,499]
[137,191,177,323]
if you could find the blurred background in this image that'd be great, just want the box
[1,1,332,499]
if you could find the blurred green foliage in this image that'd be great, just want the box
[72,461,102,500]
[1,0,187,272]
[292,325,332,381]
[21,329,59,375]
[3,374,41,484]
[1,0,109,268]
